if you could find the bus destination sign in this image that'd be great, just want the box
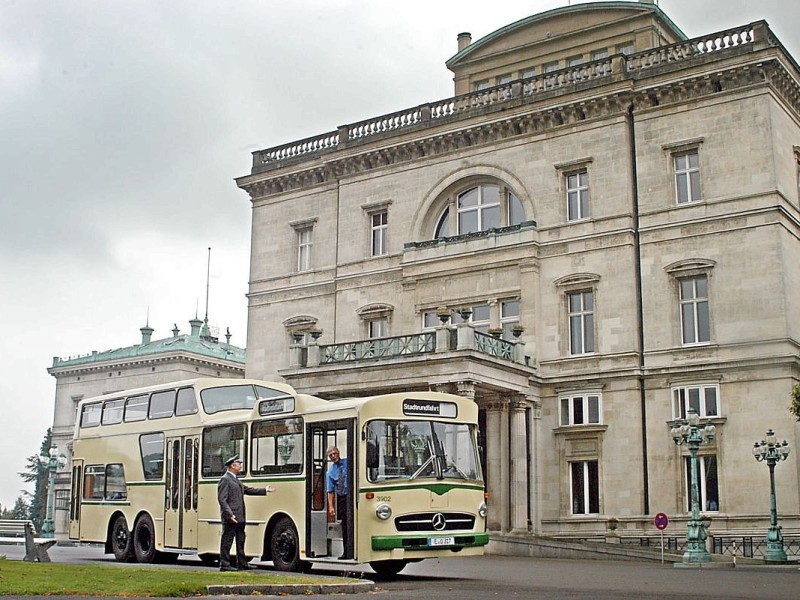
[403,399,458,418]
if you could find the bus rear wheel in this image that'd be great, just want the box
[133,514,157,563]
[110,515,133,562]
[370,560,408,579]
[270,517,302,572]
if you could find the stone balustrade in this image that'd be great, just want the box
[626,23,756,73]
[252,21,764,171]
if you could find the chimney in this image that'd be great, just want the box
[457,32,472,52]
[140,325,154,345]
[172,324,180,337]
[225,327,232,345]
[189,317,203,337]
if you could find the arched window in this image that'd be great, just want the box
[434,183,525,239]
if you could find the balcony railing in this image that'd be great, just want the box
[252,22,764,171]
[288,323,532,369]
[321,332,435,364]
[474,331,515,361]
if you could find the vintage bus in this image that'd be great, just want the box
[70,378,488,576]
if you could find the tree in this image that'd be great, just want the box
[19,429,52,532]
[791,383,800,421]
[10,496,30,520]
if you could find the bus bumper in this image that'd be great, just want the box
[371,532,489,551]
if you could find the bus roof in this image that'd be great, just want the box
[75,377,298,408]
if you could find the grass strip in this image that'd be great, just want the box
[0,559,347,596]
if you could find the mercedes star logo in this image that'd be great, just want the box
[431,513,446,531]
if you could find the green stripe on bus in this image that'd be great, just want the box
[371,532,489,550]
[362,483,484,496]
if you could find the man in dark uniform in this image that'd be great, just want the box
[217,454,275,571]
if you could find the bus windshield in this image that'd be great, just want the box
[365,419,481,482]
[200,384,288,414]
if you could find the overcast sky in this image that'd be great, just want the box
[2,0,798,510]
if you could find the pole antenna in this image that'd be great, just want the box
[205,247,211,323]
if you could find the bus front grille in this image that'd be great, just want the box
[394,512,475,532]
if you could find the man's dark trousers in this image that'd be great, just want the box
[220,520,247,569]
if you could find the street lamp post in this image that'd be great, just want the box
[41,446,67,539]
[670,409,716,564]
[752,429,791,563]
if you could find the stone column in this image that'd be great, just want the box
[526,394,542,534]
[483,397,508,532]
[509,397,529,531]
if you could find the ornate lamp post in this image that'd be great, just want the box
[41,446,67,539]
[752,429,791,563]
[670,409,716,564]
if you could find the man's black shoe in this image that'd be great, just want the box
[338,555,351,560]
[220,566,237,572]
[237,564,255,570]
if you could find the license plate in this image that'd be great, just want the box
[428,536,455,547]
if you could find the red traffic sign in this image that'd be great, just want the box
[654,512,669,530]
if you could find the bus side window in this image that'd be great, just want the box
[176,388,198,416]
[84,465,105,500]
[105,464,127,500]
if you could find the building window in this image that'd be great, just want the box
[500,300,519,340]
[679,276,709,345]
[452,304,490,333]
[794,147,800,200]
[684,455,720,512]
[544,60,560,73]
[458,185,500,233]
[497,73,513,84]
[371,211,388,256]
[473,79,489,91]
[521,68,536,79]
[508,192,525,226]
[297,227,313,271]
[570,460,599,515]
[566,171,590,221]
[422,310,443,330]
[674,151,701,204]
[560,394,602,426]
[591,48,608,61]
[435,184,526,238]
[617,42,634,55]
[368,317,388,339]
[568,291,594,354]
[567,55,584,67]
[672,384,720,420]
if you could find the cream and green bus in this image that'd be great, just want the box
[70,378,488,576]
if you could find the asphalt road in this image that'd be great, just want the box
[2,544,798,599]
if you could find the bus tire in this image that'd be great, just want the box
[133,514,157,564]
[199,553,219,567]
[110,515,134,562]
[370,560,408,578]
[269,517,302,572]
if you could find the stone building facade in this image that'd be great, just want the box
[236,2,800,550]
[47,318,245,538]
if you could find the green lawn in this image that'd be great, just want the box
[0,559,344,596]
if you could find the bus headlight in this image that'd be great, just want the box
[478,501,488,518]
[375,503,392,520]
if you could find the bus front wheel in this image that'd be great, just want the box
[270,517,302,572]
[133,514,157,564]
[110,515,133,562]
[370,560,408,578]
